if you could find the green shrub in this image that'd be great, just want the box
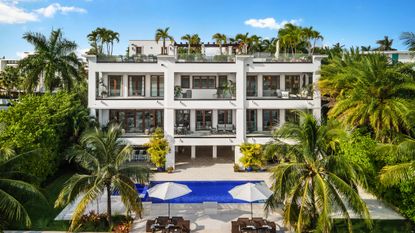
[0,92,89,183]
[239,143,263,168]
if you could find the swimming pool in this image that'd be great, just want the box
[137,180,267,203]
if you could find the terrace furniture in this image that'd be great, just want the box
[276,89,282,98]
[217,124,226,134]
[231,218,277,233]
[281,91,289,99]
[146,217,190,233]
[225,124,235,133]
[185,90,192,98]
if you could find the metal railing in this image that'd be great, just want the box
[176,54,235,63]
[252,52,312,63]
[97,55,158,63]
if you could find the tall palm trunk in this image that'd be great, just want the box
[219,44,223,55]
[106,184,112,226]
[187,44,191,55]
[162,39,166,55]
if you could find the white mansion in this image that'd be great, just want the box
[86,40,326,168]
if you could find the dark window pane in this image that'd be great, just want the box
[109,75,122,96]
[181,76,190,88]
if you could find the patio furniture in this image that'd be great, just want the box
[146,217,190,233]
[217,124,226,133]
[185,90,192,98]
[281,91,289,99]
[225,124,234,133]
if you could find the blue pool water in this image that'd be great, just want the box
[136,180,266,203]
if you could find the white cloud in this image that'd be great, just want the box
[35,3,86,18]
[244,17,302,30]
[0,1,86,24]
[0,1,38,24]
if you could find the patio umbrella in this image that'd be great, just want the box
[228,182,273,219]
[147,182,192,217]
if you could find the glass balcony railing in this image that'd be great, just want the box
[97,55,158,63]
[252,52,312,63]
[176,54,235,63]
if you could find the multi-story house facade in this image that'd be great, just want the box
[86,40,326,168]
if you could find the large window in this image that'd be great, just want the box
[263,110,280,131]
[108,75,122,97]
[196,110,212,130]
[128,75,145,96]
[151,75,164,97]
[247,110,257,132]
[175,110,190,129]
[181,76,190,88]
[263,75,280,97]
[110,109,163,133]
[218,110,232,125]
[285,75,300,94]
[193,76,216,89]
[247,76,257,97]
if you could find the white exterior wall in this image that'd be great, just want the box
[86,53,325,167]
[129,40,174,56]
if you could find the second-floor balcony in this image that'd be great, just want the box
[176,54,235,63]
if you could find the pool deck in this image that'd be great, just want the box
[54,157,405,233]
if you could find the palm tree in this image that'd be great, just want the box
[0,148,47,228]
[376,36,396,51]
[19,29,81,92]
[400,32,415,51]
[265,112,371,232]
[155,27,174,55]
[181,34,200,54]
[360,45,372,51]
[87,28,102,55]
[278,24,304,55]
[235,33,251,54]
[0,66,22,97]
[55,124,150,231]
[379,137,415,186]
[107,31,120,56]
[261,38,277,53]
[212,33,227,55]
[319,51,415,142]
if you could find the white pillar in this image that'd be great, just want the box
[191,146,196,159]
[235,55,249,165]
[257,109,263,131]
[280,109,286,126]
[145,74,151,97]
[123,74,128,97]
[312,57,323,122]
[101,109,109,126]
[212,109,218,129]
[257,74,263,97]
[234,145,243,166]
[280,74,285,91]
[190,109,196,132]
[212,146,217,159]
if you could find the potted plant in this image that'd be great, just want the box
[239,143,263,172]
[144,128,170,171]
[166,166,174,173]
[174,85,182,98]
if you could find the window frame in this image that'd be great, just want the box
[128,75,145,97]
[108,75,123,97]
[192,76,216,89]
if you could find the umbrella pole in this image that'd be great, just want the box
[168,202,170,218]
[251,202,253,219]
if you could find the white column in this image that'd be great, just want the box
[191,146,196,159]
[257,109,263,131]
[123,74,128,97]
[212,145,217,159]
[212,109,218,129]
[190,109,196,132]
[101,109,109,126]
[235,55,249,165]
[312,57,323,122]
[280,74,285,91]
[145,74,151,97]
[160,55,176,168]
[234,145,243,166]
[257,74,263,97]
[280,109,286,126]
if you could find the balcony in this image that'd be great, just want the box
[176,54,235,63]
[175,124,236,138]
[247,89,313,100]
[252,53,312,63]
[96,55,157,63]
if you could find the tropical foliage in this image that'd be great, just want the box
[55,124,149,231]
[212,33,227,55]
[180,34,201,54]
[375,36,396,51]
[0,66,22,97]
[144,128,170,168]
[319,51,415,142]
[19,29,82,92]
[0,92,90,183]
[87,27,120,55]
[155,27,174,55]
[239,143,263,169]
[265,112,371,233]
[400,32,415,51]
[0,149,47,229]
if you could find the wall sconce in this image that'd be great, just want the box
[161,64,165,67]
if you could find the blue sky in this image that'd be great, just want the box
[0,0,414,58]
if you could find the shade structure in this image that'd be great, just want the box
[228,182,273,218]
[147,182,192,217]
